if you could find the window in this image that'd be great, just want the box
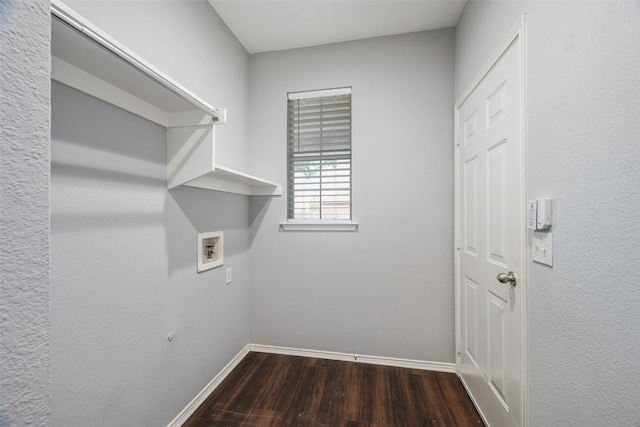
[287,87,352,223]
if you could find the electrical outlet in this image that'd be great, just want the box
[226,267,232,284]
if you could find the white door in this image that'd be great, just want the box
[455,21,526,427]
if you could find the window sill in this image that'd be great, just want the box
[279,221,359,232]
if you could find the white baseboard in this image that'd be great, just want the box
[166,344,251,427]
[249,344,456,373]
[168,343,455,426]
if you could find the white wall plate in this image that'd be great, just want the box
[532,231,553,267]
[197,231,224,272]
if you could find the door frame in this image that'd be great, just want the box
[454,16,529,427]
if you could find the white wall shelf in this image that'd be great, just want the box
[50,0,281,197]
[167,124,281,196]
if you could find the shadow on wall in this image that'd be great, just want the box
[51,80,168,242]
[0,0,16,26]
[165,187,250,275]
[51,160,166,233]
[248,195,274,244]
[51,81,253,278]
[51,83,166,164]
[0,409,9,427]
[51,80,167,232]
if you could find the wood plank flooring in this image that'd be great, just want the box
[183,352,484,427]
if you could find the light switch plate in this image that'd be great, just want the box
[532,231,553,267]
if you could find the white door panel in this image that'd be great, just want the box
[464,276,479,368]
[456,20,526,427]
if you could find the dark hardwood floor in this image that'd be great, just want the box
[183,352,484,427]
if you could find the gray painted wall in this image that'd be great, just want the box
[66,0,250,171]
[50,2,252,425]
[0,1,51,425]
[248,30,456,363]
[456,1,640,425]
[4,1,637,424]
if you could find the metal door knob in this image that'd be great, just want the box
[496,271,517,286]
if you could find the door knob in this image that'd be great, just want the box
[496,271,517,286]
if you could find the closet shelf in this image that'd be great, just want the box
[50,0,281,197]
[179,165,283,197]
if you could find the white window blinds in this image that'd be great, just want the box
[287,88,352,220]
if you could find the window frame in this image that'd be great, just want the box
[281,87,358,231]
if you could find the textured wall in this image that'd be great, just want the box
[456,1,640,425]
[50,2,253,425]
[248,30,456,363]
[0,0,51,425]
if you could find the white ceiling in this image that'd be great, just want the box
[208,0,467,54]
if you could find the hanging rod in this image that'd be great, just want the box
[51,1,221,122]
